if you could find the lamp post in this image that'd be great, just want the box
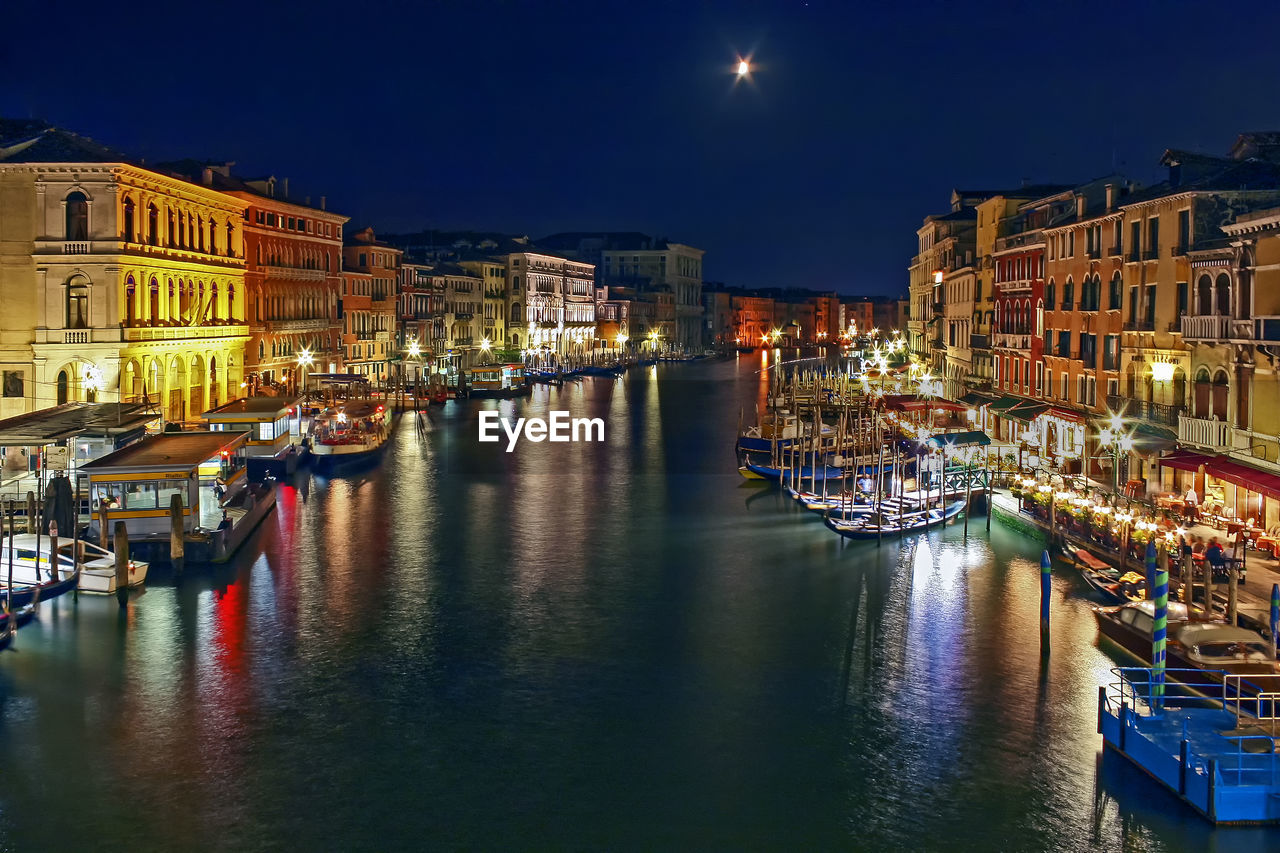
[296,347,314,397]
[1096,412,1135,497]
[480,337,492,365]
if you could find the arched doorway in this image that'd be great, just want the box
[209,356,220,409]
[1171,366,1187,410]
[56,369,69,405]
[122,359,140,403]
[168,357,187,422]
[189,353,205,416]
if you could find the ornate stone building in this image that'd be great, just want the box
[0,121,249,421]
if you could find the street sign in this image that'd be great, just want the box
[46,445,69,471]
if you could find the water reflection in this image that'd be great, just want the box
[0,358,1265,850]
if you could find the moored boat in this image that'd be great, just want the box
[740,460,847,482]
[824,499,965,539]
[312,403,391,469]
[1092,599,1278,698]
[1,533,146,595]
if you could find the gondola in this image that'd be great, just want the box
[823,499,965,539]
[0,570,79,609]
[739,461,847,482]
[1056,540,1144,604]
[0,604,36,652]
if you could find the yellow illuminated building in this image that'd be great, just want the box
[0,120,249,421]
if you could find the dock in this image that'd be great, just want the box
[1099,667,1280,824]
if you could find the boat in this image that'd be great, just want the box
[1057,540,1144,603]
[1,533,147,594]
[0,605,36,651]
[1092,599,1279,698]
[579,364,623,377]
[311,403,391,469]
[823,499,966,539]
[467,363,531,398]
[739,460,847,482]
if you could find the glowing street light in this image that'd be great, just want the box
[737,59,750,76]
[296,347,314,394]
[408,339,421,359]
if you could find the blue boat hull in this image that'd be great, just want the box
[0,572,78,608]
[745,462,847,482]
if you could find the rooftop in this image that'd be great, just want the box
[201,396,299,419]
[82,430,247,472]
[0,402,155,444]
[0,118,133,165]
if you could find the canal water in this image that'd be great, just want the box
[1,356,1276,851]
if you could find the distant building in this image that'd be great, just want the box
[504,247,595,358]
[539,232,705,349]
[342,228,401,380]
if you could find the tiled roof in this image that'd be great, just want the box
[0,118,133,164]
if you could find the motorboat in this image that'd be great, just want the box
[824,500,965,539]
[1092,600,1279,697]
[311,403,391,469]
[1,533,147,594]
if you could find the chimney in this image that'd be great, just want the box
[320,196,326,210]
[1076,194,1086,218]
[282,178,289,199]
[202,166,213,186]
[305,195,311,206]
[1105,183,1115,211]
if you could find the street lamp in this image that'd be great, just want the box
[1096,411,1135,495]
[296,347,314,396]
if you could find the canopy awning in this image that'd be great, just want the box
[987,394,1027,413]
[1205,457,1280,502]
[1159,449,1215,473]
[1044,405,1086,424]
[924,430,991,449]
[1004,402,1050,423]
[1132,423,1178,455]
[958,392,996,406]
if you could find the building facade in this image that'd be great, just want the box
[341,227,401,379]
[0,122,249,421]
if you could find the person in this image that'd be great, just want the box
[1205,538,1226,580]
[1183,485,1199,521]
[213,479,226,502]
[216,511,232,531]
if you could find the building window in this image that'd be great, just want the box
[65,191,88,241]
[66,281,89,329]
[1109,274,1121,310]
[123,198,136,242]
[56,370,69,405]
[2,371,23,398]
[147,204,159,246]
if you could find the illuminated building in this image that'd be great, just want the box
[0,120,249,421]
[164,165,350,388]
[503,249,595,356]
[342,228,401,380]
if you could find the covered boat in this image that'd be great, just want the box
[823,500,965,539]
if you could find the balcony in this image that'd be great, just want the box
[1107,395,1181,428]
[263,264,325,282]
[63,242,91,255]
[1143,248,1159,261]
[1180,315,1231,341]
[969,334,989,350]
[62,330,90,344]
[1087,248,1101,259]
[993,332,1031,350]
[455,312,474,320]
[1108,244,1123,257]
[1173,243,1189,257]
[1178,414,1231,450]
[124,323,249,342]
[994,232,1043,252]
[1127,249,1142,263]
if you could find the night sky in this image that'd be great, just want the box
[5,0,1280,296]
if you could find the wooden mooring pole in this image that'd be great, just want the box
[169,493,185,576]
[113,520,129,609]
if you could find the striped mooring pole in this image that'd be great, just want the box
[1270,584,1279,661]
[1149,541,1167,711]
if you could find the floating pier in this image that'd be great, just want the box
[1099,666,1280,824]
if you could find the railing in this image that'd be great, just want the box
[993,332,1031,350]
[1173,243,1189,257]
[1128,249,1142,262]
[998,279,1032,292]
[1087,248,1101,259]
[1180,315,1233,341]
[1144,248,1159,260]
[1123,320,1155,331]
[1178,414,1232,449]
[63,241,90,254]
[124,324,248,341]
[994,231,1043,252]
[62,330,90,344]
[1107,394,1182,427]
[1108,244,1123,257]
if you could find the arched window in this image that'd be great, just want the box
[149,277,160,325]
[1196,274,1212,315]
[147,204,158,245]
[65,191,88,241]
[168,209,176,247]
[122,197,136,242]
[197,216,205,252]
[211,282,220,321]
[1045,279,1055,311]
[125,275,137,326]
[66,279,89,328]
[1215,273,1231,316]
[228,284,236,321]
[226,221,235,256]
[1109,272,1122,310]
[56,370,68,405]
[1212,371,1230,421]
[511,301,522,323]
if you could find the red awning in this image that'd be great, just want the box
[1045,406,1086,424]
[1205,457,1280,502]
[1159,450,1215,473]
